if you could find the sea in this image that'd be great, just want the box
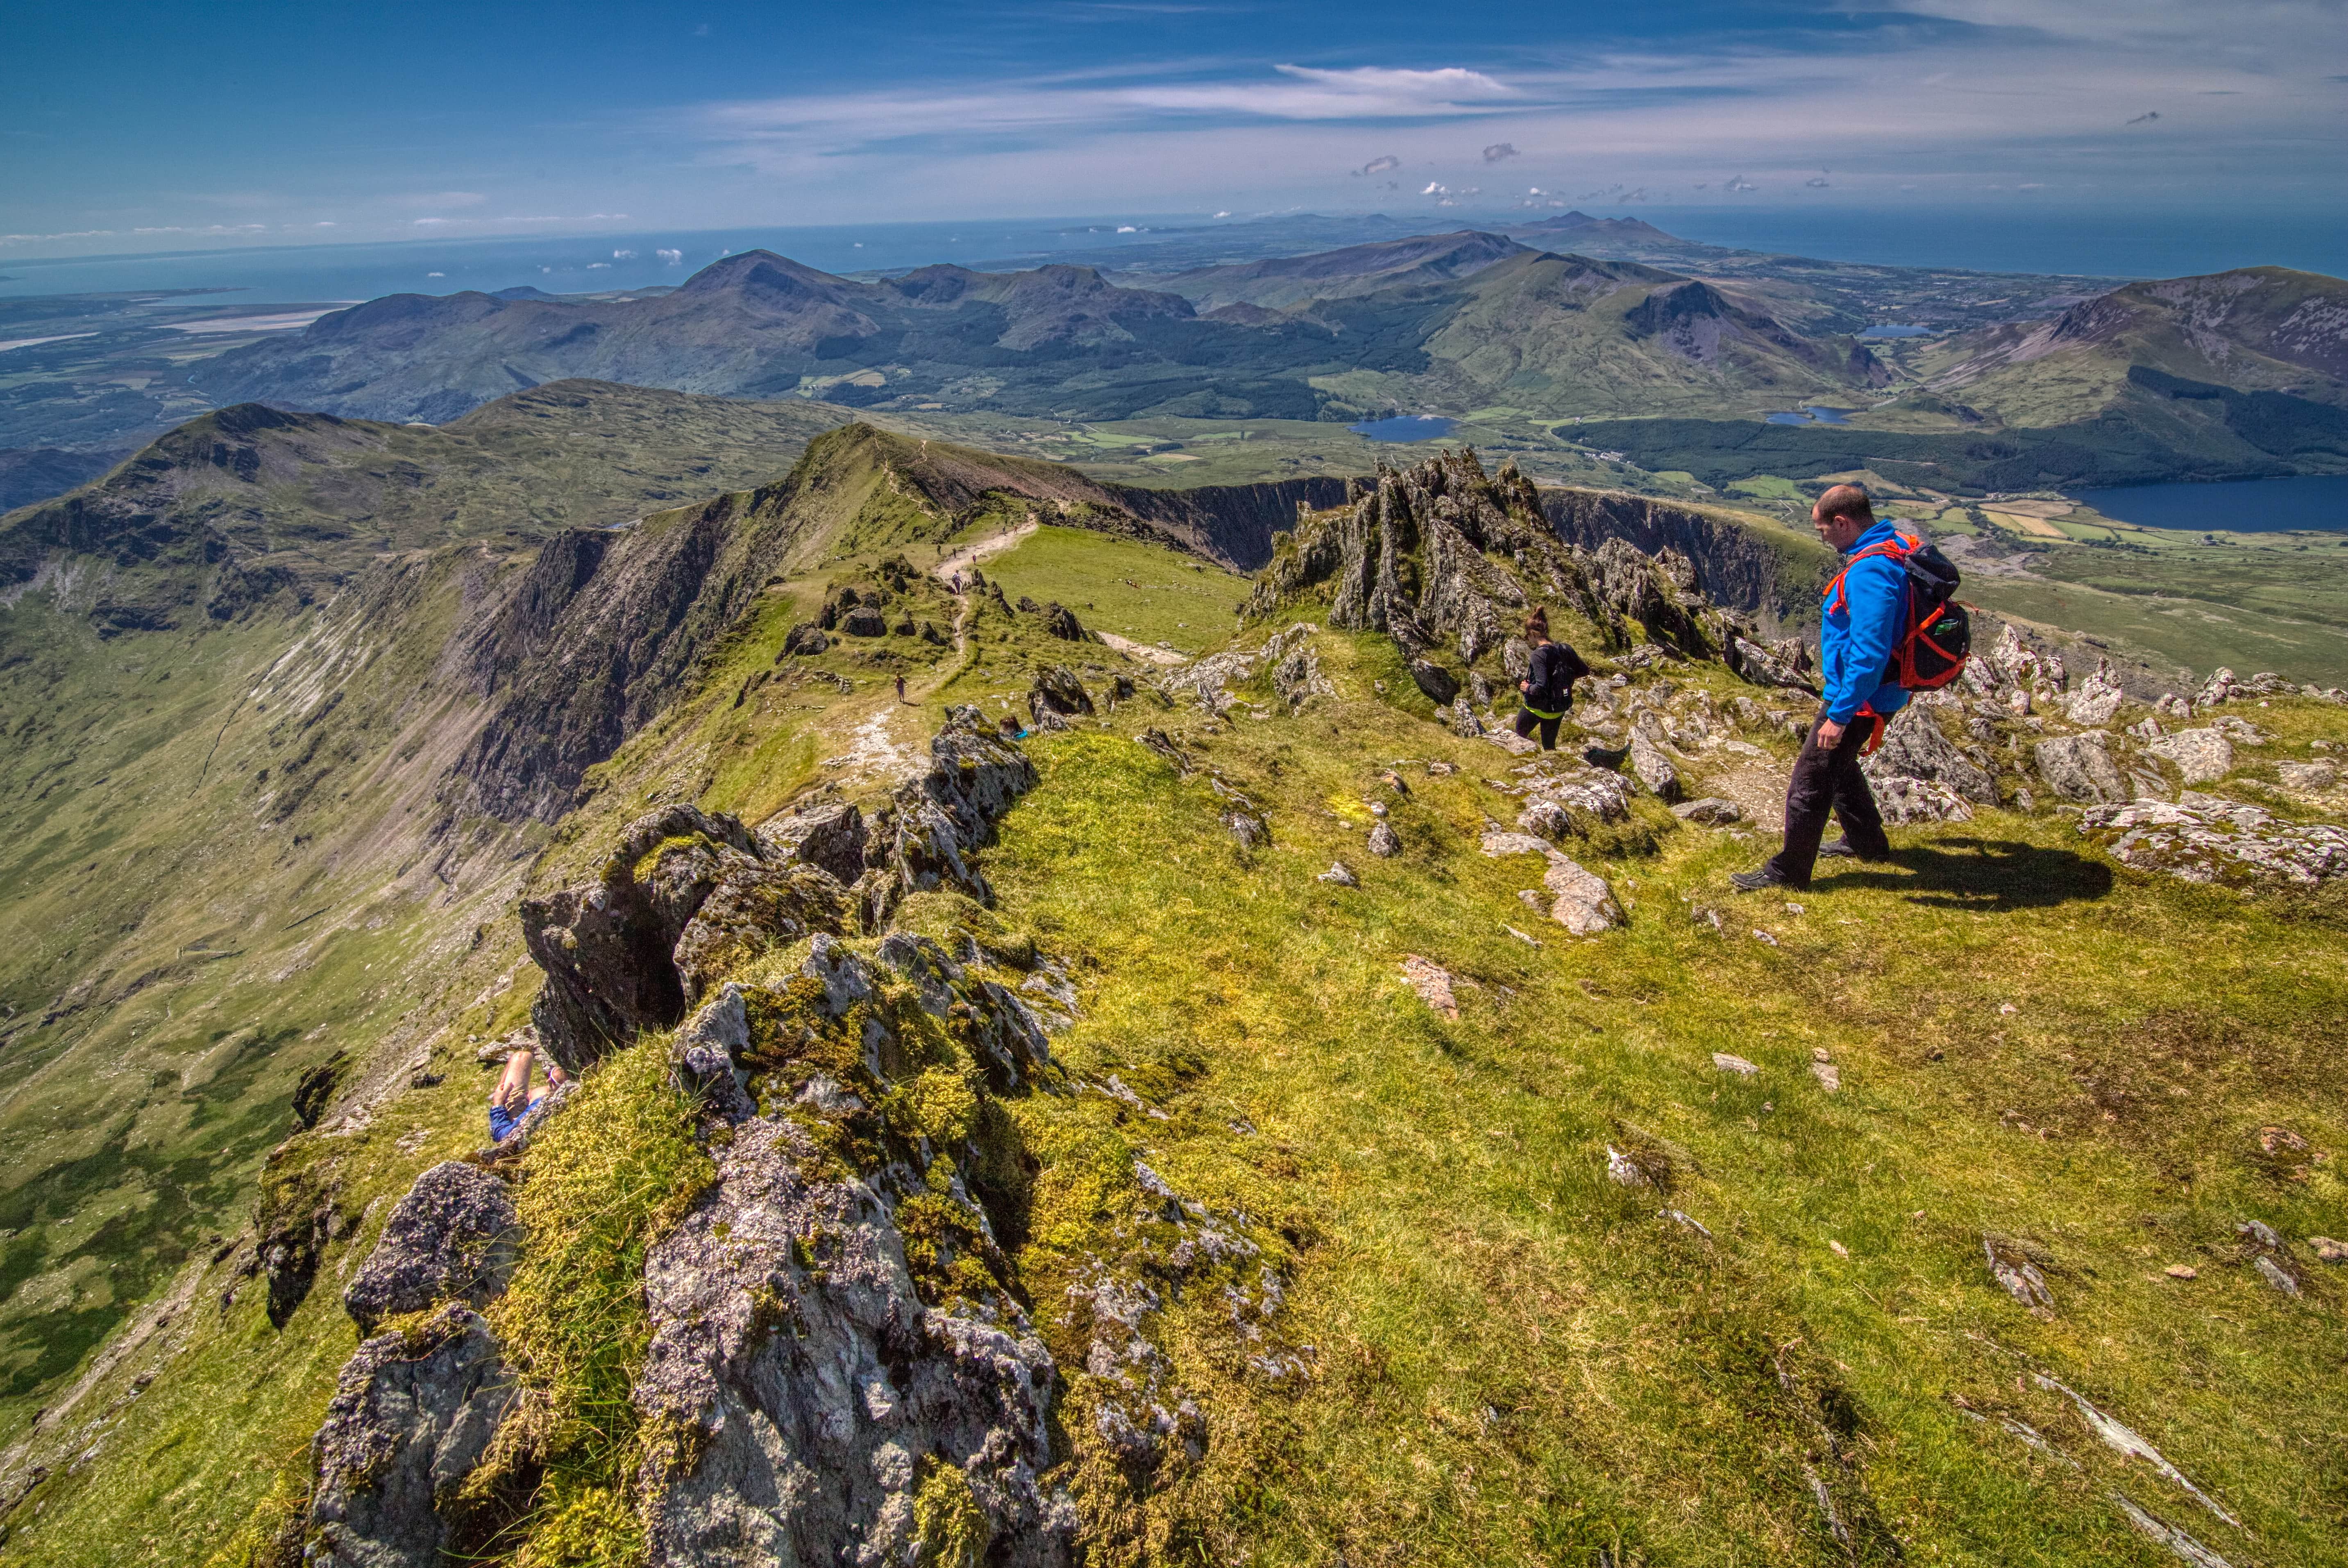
[1,206,2338,308]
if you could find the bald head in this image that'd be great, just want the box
[1815,485,1874,526]
[1811,484,1876,552]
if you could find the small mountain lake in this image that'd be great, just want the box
[1861,324,1934,338]
[1764,406,1852,426]
[1350,415,1458,442]
[2067,473,2348,533]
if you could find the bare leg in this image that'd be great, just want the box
[493,1048,535,1112]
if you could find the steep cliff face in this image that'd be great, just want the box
[1541,487,1817,630]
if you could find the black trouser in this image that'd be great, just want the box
[1515,707,1564,750]
[1766,708,1888,886]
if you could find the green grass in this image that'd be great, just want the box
[960,629,2348,1564]
[976,524,1249,651]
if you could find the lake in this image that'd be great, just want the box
[1350,415,1458,442]
[1861,324,1934,339]
[2067,473,2348,533]
[1765,406,1852,426]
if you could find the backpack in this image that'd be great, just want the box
[1828,532,1971,691]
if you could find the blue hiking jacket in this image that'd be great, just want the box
[1820,520,1913,725]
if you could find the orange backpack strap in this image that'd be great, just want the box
[1823,533,1919,615]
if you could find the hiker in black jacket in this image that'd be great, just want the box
[1514,608,1588,751]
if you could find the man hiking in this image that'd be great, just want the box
[1514,608,1589,751]
[1731,484,1905,892]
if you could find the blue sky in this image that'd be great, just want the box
[3,0,2342,258]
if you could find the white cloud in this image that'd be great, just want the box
[614,248,637,259]
[657,247,683,264]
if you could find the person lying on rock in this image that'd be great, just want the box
[489,1045,567,1143]
[1514,607,1590,752]
[1732,484,1902,893]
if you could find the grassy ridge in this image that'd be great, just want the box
[955,631,2347,1564]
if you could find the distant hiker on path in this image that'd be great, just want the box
[1733,484,1906,892]
[1514,608,1589,751]
[895,673,907,703]
[489,1044,567,1143]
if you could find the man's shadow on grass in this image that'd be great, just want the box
[1825,837,2113,911]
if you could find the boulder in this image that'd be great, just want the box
[1317,862,1359,887]
[343,1164,520,1337]
[2144,727,2234,785]
[841,606,888,637]
[2279,760,2339,791]
[633,1114,1070,1567]
[1628,735,1683,802]
[755,800,869,885]
[781,622,829,657]
[1408,658,1460,707]
[1869,774,1975,824]
[672,861,854,1005]
[1367,823,1401,858]
[1041,602,1087,641]
[2033,732,2128,804]
[1028,665,1095,724]
[1400,956,1459,1019]
[1672,797,1741,826]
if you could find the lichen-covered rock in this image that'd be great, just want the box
[781,622,829,656]
[1870,774,1976,825]
[2279,760,2339,791]
[1672,797,1742,825]
[756,799,868,885]
[2144,727,2235,786]
[343,1163,519,1337]
[2078,796,2348,887]
[672,860,854,1005]
[1628,734,1683,802]
[634,1115,1069,1568]
[1865,704,1996,803]
[1041,601,1088,641]
[2066,662,2128,726]
[521,804,762,1070]
[842,605,888,637]
[1543,855,1622,935]
[308,1306,517,1568]
[2035,732,2129,805]
[1028,665,1095,726]
[1367,822,1401,858]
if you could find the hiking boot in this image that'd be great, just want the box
[1816,836,1891,862]
[1729,865,1806,894]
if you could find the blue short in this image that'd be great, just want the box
[489,1096,542,1143]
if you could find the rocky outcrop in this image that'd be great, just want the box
[342,1163,519,1337]
[308,1306,518,1568]
[2079,795,2348,888]
[1247,449,1812,712]
[523,711,1035,1071]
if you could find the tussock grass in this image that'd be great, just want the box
[480,1038,714,1562]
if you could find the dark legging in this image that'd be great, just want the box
[1765,708,1889,886]
[1514,708,1563,750]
